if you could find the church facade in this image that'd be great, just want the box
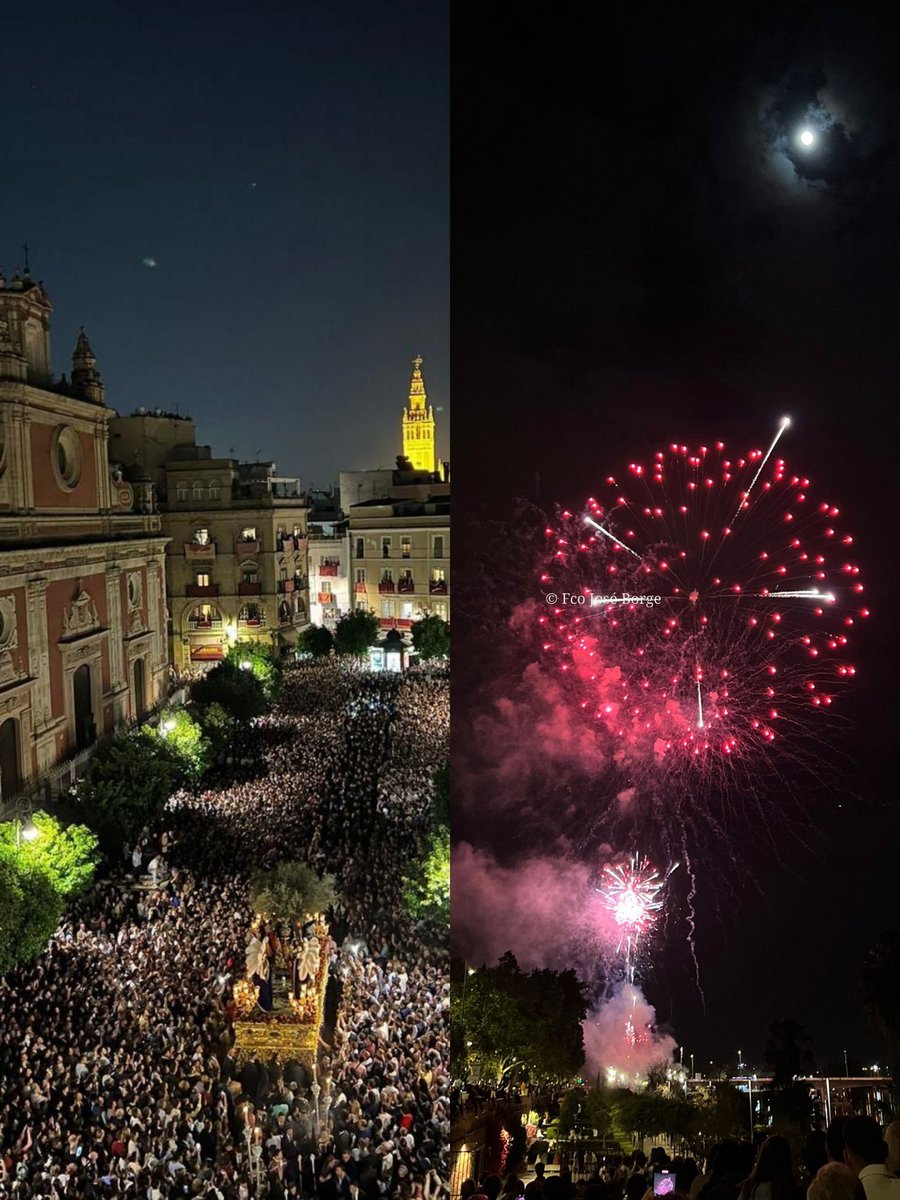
[0,271,169,804]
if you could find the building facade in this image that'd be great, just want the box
[108,415,310,669]
[0,273,169,803]
[349,496,450,631]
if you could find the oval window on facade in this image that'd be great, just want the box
[51,425,83,490]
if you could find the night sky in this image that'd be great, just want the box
[454,1,900,1071]
[0,0,448,485]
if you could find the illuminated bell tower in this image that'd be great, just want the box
[401,355,436,473]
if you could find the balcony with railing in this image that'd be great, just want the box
[429,579,448,595]
[239,616,267,628]
[184,541,217,560]
[277,536,295,554]
[378,579,396,594]
[355,582,368,595]
[185,583,219,598]
[236,539,261,558]
[279,579,295,594]
[318,561,341,578]
[398,577,415,594]
[238,581,262,596]
[188,615,223,630]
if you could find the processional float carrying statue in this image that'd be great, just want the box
[230,863,336,1065]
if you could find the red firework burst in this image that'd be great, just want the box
[540,427,866,793]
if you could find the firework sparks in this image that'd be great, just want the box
[540,426,867,801]
[596,855,676,980]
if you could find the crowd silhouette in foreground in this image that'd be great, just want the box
[0,663,450,1200]
[462,1117,900,1200]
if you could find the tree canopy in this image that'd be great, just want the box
[225,640,284,700]
[403,825,449,926]
[299,624,334,657]
[72,726,183,849]
[411,613,449,660]
[334,610,379,657]
[453,952,587,1082]
[0,810,99,899]
[158,707,212,781]
[249,860,336,924]
[861,930,900,1090]
[191,660,269,724]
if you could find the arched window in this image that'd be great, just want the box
[0,717,21,802]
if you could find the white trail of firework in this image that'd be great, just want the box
[730,416,791,526]
[584,515,644,561]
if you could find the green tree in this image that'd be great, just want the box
[73,727,183,848]
[402,825,449,924]
[690,1082,749,1141]
[0,853,63,974]
[861,930,900,1093]
[431,762,450,830]
[191,660,268,724]
[299,624,334,657]
[0,811,99,898]
[334,610,379,657]
[765,1018,815,1129]
[158,708,212,782]
[250,860,336,924]
[412,613,449,660]
[453,952,587,1082]
[195,701,233,756]
[225,640,284,700]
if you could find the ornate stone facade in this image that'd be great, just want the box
[0,271,169,801]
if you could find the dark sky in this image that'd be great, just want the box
[1,0,448,485]
[454,0,900,1071]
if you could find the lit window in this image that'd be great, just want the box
[196,573,210,587]
[431,567,446,583]
[356,569,366,584]
[401,537,411,558]
[240,526,258,542]
[401,601,413,619]
[194,528,210,545]
[382,599,395,617]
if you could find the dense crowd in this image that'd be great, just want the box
[0,662,450,1200]
[461,1118,900,1200]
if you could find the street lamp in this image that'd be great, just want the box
[21,816,39,842]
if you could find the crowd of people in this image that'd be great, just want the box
[461,1118,900,1200]
[0,661,450,1200]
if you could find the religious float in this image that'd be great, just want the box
[229,862,335,1067]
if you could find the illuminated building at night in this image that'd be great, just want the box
[108,414,310,670]
[401,355,436,472]
[0,271,169,804]
[341,357,450,635]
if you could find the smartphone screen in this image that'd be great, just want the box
[654,1172,675,1196]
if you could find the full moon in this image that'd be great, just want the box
[798,128,816,148]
